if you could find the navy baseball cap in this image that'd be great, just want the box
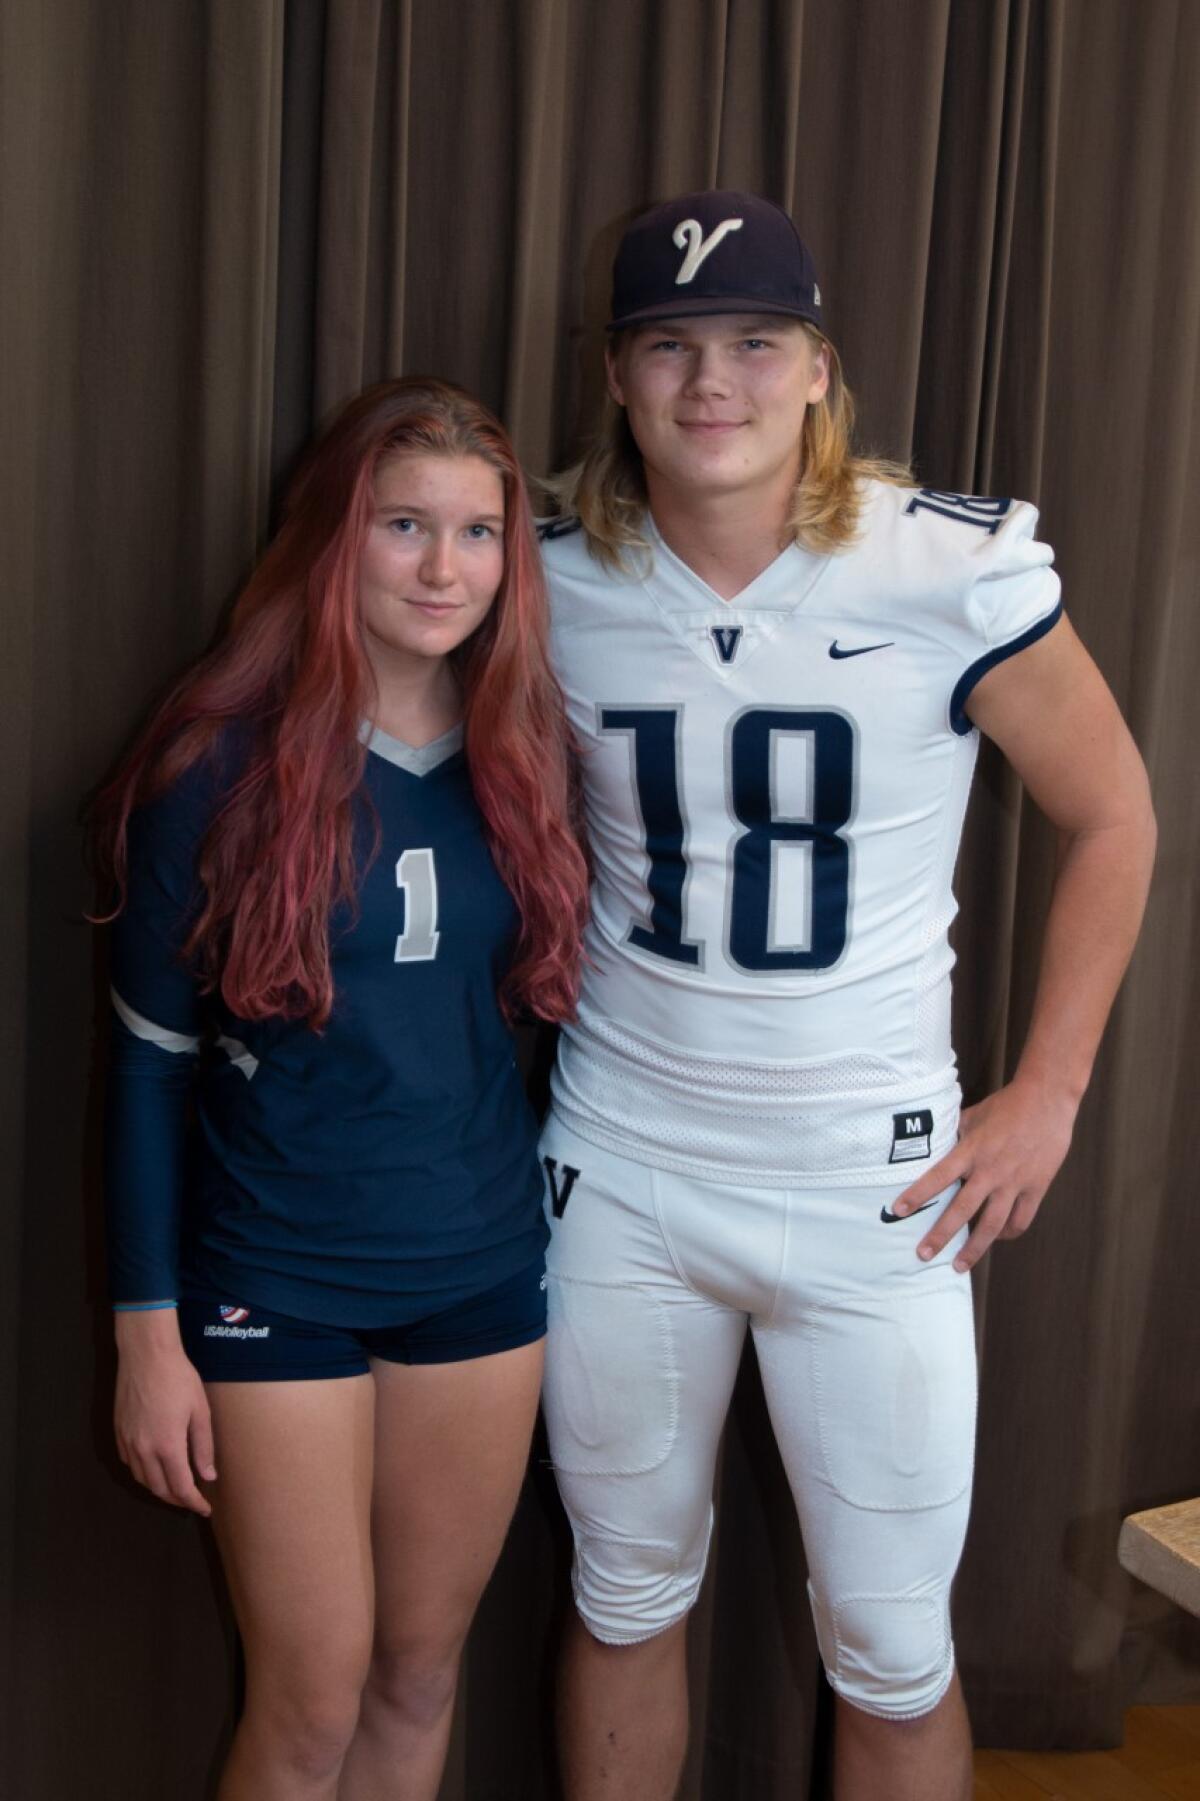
[608,190,823,332]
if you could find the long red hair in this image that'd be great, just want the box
[92,377,589,1025]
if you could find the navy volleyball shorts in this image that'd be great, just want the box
[179,1257,548,1382]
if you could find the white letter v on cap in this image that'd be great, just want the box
[672,217,743,284]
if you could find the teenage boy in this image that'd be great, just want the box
[538,190,1155,1801]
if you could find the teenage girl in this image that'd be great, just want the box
[93,378,589,1801]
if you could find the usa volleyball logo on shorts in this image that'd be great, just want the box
[204,1304,269,1341]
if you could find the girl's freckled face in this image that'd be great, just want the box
[358,452,506,671]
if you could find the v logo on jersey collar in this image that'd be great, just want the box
[641,517,833,677]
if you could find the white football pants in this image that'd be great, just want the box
[540,1114,977,1721]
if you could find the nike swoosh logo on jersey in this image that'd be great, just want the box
[879,1197,939,1224]
[829,639,895,659]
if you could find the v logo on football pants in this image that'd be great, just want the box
[544,1156,581,1219]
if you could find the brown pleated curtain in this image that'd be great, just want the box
[2,1,1198,1796]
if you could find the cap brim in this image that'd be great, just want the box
[607,296,821,332]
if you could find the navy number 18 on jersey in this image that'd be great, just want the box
[600,705,856,974]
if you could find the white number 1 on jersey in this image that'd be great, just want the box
[395,847,439,962]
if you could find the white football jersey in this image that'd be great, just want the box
[542,481,1062,1186]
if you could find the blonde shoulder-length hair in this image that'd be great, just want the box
[545,324,912,572]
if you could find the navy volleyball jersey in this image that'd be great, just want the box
[105,723,547,1325]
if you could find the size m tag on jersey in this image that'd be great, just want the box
[889,1110,933,1163]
